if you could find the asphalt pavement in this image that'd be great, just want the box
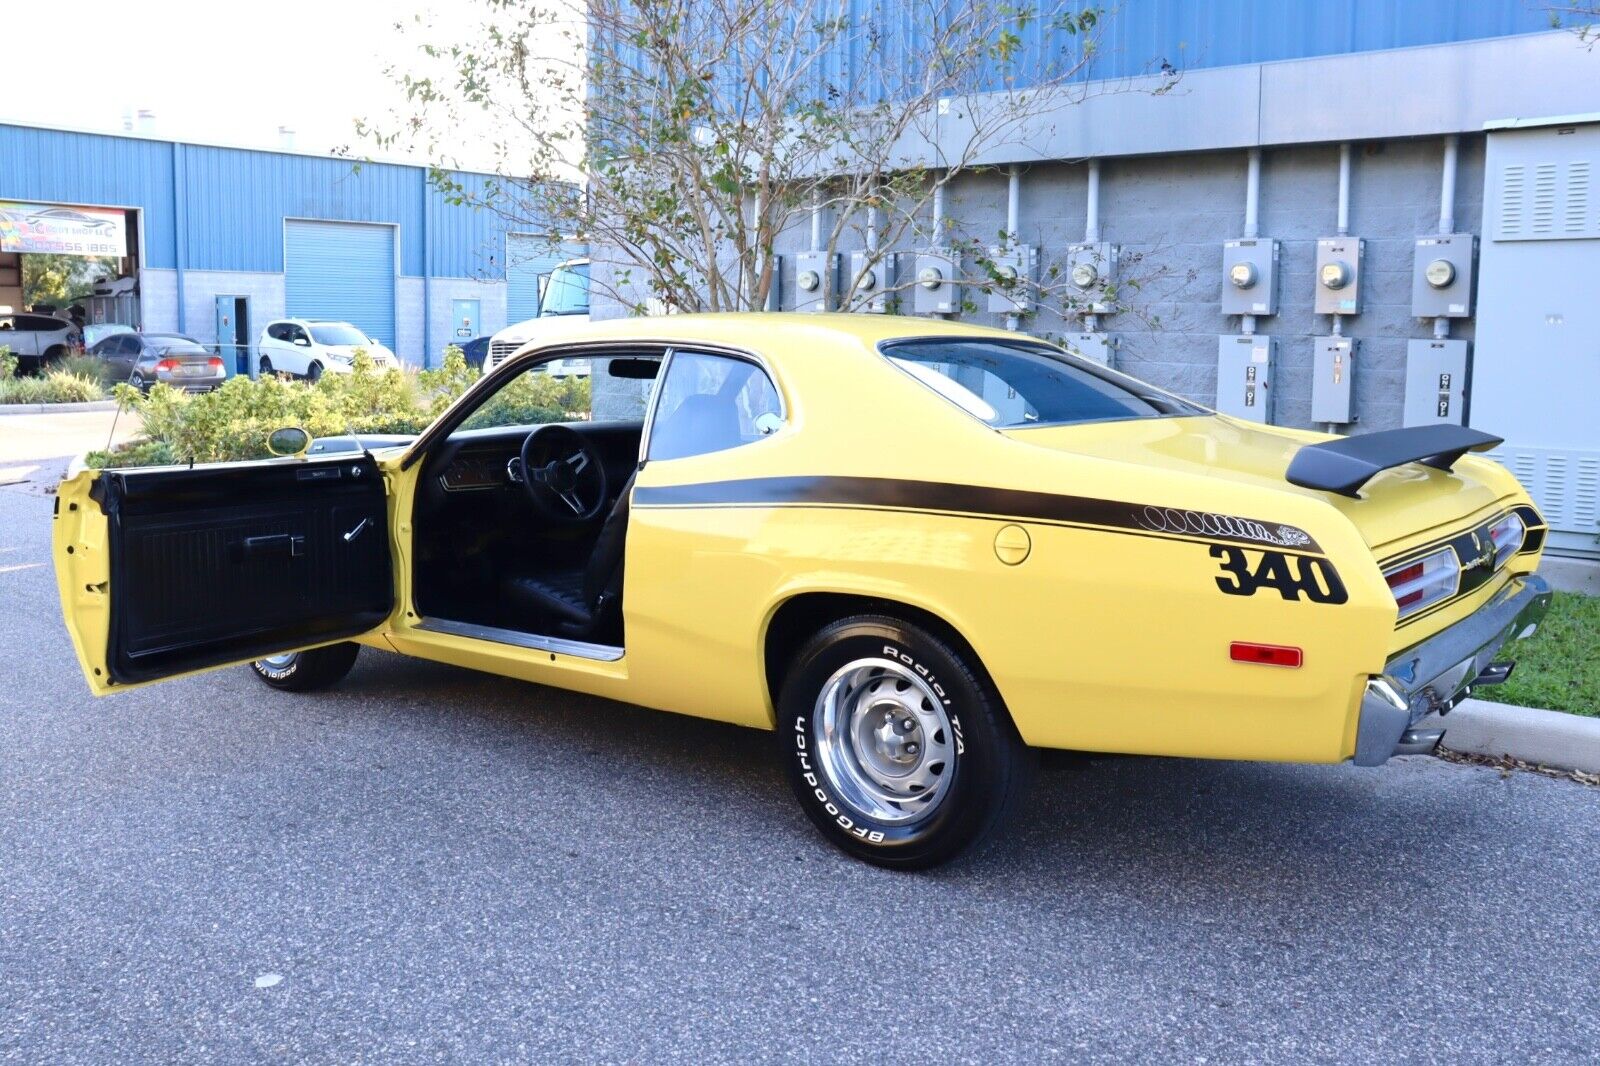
[2,468,1598,1063]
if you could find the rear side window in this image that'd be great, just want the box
[883,339,1202,428]
[647,351,783,462]
[266,323,289,341]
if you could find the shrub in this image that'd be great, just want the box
[90,348,499,467]
[0,346,15,381]
[0,368,106,405]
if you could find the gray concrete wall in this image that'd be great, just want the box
[179,270,286,348]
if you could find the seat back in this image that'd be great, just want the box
[584,469,637,610]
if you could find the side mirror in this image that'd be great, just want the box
[294,336,311,347]
[266,426,311,457]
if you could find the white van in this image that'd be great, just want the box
[486,258,590,372]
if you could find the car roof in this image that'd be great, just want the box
[516,311,1031,352]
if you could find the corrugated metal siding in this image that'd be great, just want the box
[0,124,516,279]
[284,220,397,347]
[506,235,586,324]
[0,124,177,267]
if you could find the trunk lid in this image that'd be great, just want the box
[1003,415,1512,553]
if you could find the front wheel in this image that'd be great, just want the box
[778,615,1033,869]
[250,642,360,692]
[305,361,323,382]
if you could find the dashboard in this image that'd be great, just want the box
[426,421,646,498]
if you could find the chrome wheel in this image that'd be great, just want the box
[813,657,956,825]
[256,652,297,670]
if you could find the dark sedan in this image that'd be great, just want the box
[89,332,228,392]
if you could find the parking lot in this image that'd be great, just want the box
[2,464,1599,1062]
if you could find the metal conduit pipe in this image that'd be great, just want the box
[1085,159,1102,331]
[1004,166,1022,331]
[1438,134,1459,236]
[1242,149,1262,335]
[810,190,822,251]
[1336,143,1352,237]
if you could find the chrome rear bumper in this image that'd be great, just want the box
[1353,573,1552,766]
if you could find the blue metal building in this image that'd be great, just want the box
[0,121,572,366]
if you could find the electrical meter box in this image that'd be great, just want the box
[1412,233,1477,319]
[1065,331,1116,368]
[1215,334,1277,423]
[913,250,961,315]
[1314,237,1365,316]
[1066,242,1119,315]
[1312,336,1358,424]
[986,244,1037,314]
[1403,339,1471,426]
[1220,238,1280,317]
[791,251,836,313]
[848,251,898,313]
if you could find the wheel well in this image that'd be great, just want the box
[762,592,996,711]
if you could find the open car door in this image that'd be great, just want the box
[54,455,394,696]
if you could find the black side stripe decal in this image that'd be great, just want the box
[635,476,1323,554]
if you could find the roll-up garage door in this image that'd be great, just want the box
[506,235,585,325]
[284,220,396,347]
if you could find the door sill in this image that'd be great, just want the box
[414,616,625,662]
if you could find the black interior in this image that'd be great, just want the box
[411,421,645,646]
[96,456,393,684]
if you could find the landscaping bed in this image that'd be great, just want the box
[0,349,109,405]
[1475,590,1599,717]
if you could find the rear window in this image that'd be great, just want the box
[882,339,1202,428]
[146,335,207,355]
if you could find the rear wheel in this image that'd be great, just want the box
[42,345,68,369]
[250,642,360,692]
[778,614,1033,869]
[258,355,274,377]
[129,371,148,393]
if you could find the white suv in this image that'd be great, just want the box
[256,319,397,380]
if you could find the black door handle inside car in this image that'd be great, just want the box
[239,533,305,559]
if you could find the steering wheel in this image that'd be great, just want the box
[515,424,610,523]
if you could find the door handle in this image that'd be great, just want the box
[343,517,371,542]
[240,533,305,558]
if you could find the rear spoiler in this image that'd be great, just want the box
[1286,426,1503,498]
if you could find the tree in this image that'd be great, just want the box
[367,0,1172,322]
[22,254,118,309]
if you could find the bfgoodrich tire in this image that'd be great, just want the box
[778,614,1033,869]
[250,642,360,692]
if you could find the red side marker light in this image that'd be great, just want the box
[1230,642,1303,668]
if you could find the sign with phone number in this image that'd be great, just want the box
[0,202,127,256]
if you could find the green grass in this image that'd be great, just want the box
[1478,591,1600,716]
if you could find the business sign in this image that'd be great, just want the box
[0,202,127,256]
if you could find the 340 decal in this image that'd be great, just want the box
[1210,545,1349,604]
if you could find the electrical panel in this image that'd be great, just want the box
[1215,334,1277,423]
[1066,241,1119,315]
[1220,238,1279,317]
[1314,237,1365,316]
[1412,233,1477,319]
[792,251,836,314]
[986,244,1038,314]
[1312,336,1358,425]
[913,250,961,315]
[1403,339,1471,426]
[848,251,898,313]
[1064,331,1116,368]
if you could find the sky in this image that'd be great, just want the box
[0,0,547,169]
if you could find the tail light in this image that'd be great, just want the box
[155,358,180,372]
[207,356,224,370]
[1384,547,1459,619]
[1487,511,1526,568]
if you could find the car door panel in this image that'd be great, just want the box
[56,456,393,692]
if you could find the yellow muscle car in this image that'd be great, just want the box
[53,315,1551,868]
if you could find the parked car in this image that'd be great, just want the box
[53,315,1551,869]
[486,258,590,370]
[256,319,397,380]
[88,332,227,392]
[0,312,80,373]
[82,323,135,351]
[456,335,490,370]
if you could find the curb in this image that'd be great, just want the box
[1424,698,1600,776]
[0,400,119,415]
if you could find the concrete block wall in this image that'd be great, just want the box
[397,277,424,365]
[688,135,1487,435]
[137,269,178,333]
[179,270,286,347]
[426,277,507,364]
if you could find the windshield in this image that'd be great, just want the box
[309,323,370,346]
[883,339,1203,428]
[540,263,590,317]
